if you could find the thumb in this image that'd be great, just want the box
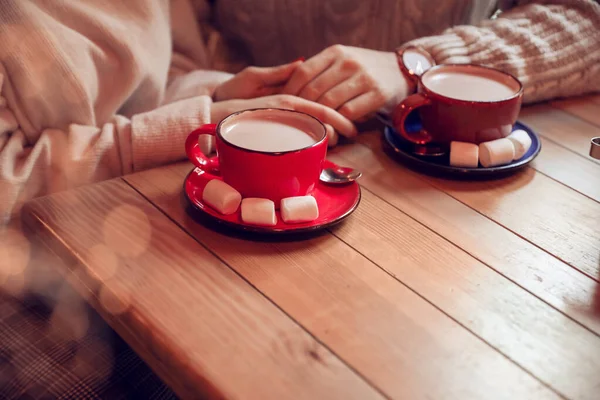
[257,60,303,85]
[325,124,339,148]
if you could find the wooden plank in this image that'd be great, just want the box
[335,187,600,400]
[552,97,600,128]
[21,180,381,400]
[508,98,600,203]
[519,105,600,160]
[357,129,600,280]
[429,167,600,278]
[124,164,557,400]
[329,143,600,400]
[532,136,600,202]
[328,138,600,334]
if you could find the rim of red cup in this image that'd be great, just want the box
[215,108,328,156]
[418,64,524,106]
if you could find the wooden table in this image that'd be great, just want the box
[22,96,600,400]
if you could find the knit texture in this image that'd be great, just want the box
[0,1,213,223]
[0,1,599,397]
[408,0,600,103]
[0,0,599,222]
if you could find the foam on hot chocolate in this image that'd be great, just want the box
[221,110,322,153]
[423,66,520,102]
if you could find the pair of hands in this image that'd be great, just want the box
[211,45,411,145]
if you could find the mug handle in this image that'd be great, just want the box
[391,93,434,145]
[185,124,220,174]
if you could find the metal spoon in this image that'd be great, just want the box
[320,166,362,184]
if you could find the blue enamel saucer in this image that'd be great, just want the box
[378,113,542,178]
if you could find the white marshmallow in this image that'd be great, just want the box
[281,196,319,223]
[202,179,241,215]
[449,141,479,168]
[477,127,501,142]
[241,198,277,226]
[500,124,513,137]
[477,124,513,142]
[479,138,515,168]
[507,129,532,160]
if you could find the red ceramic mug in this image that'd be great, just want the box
[392,64,523,145]
[185,108,328,204]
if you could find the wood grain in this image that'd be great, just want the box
[552,97,600,127]
[492,99,600,201]
[532,136,600,202]
[22,179,381,400]
[328,138,600,336]
[520,105,600,160]
[429,167,600,278]
[336,188,600,399]
[356,129,600,280]
[328,145,600,400]
[507,98,600,202]
[124,164,557,400]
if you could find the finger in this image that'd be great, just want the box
[256,84,285,97]
[298,61,353,102]
[282,51,336,96]
[324,124,339,147]
[355,113,375,123]
[292,97,357,138]
[255,61,303,86]
[338,91,386,121]
[316,74,367,110]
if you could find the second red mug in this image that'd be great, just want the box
[392,64,524,145]
[185,108,328,204]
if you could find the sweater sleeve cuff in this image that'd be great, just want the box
[130,95,211,172]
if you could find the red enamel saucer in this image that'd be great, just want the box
[184,160,361,235]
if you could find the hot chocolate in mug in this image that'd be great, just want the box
[392,63,524,145]
[185,108,328,204]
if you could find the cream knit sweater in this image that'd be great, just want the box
[0,0,598,223]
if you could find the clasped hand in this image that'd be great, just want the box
[212,45,410,146]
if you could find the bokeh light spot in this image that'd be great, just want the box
[103,205,151,258]
[88,244,119,283]
[98,284,131,316]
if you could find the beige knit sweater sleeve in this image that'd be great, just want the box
[408,0,600,103]
[0,1,231,223]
